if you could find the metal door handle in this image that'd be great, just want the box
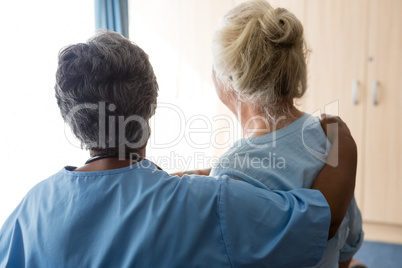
[352,80,359,105]
[372,80,378,105]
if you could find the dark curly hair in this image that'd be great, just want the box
[55,31,158,155]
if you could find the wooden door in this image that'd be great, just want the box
[301,0,369,208]
[363,0,402,225]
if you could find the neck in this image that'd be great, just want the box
[74,147,146,172]
[236,102,304,138]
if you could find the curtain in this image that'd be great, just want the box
[95,0,129,37]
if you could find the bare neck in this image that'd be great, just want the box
[74,148,146,172]
[237,102,304,138]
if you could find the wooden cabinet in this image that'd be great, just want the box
[363,0,402,225]
[301,0,369,212]
[293,0,402,243]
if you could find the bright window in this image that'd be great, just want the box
[130,0,240,173]
[0,0,94,226]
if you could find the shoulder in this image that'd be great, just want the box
[299,114,327,142]
[0,170,65,265]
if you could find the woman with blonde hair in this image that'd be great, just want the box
[210,1,364,267]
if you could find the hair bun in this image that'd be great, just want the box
[212,0,308,113]
[262,7,304,47]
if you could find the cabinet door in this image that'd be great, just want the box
[363,0,402,225]
[301,0,369,207]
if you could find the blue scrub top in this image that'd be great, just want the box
[0,159,330,267]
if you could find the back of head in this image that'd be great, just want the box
[55,31,158,154]
[212,0,308,116]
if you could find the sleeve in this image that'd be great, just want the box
[338,197,364,262]
[218,175,331,268]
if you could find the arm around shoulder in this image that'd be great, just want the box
[312,115,358,239]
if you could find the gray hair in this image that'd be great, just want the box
[55,31,158,154]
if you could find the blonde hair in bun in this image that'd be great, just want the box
[212,0,309,117]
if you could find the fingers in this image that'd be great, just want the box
[171,172,185,177]
[319,113,345,126]
[171,169,211,177]
[319,114,352,140]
